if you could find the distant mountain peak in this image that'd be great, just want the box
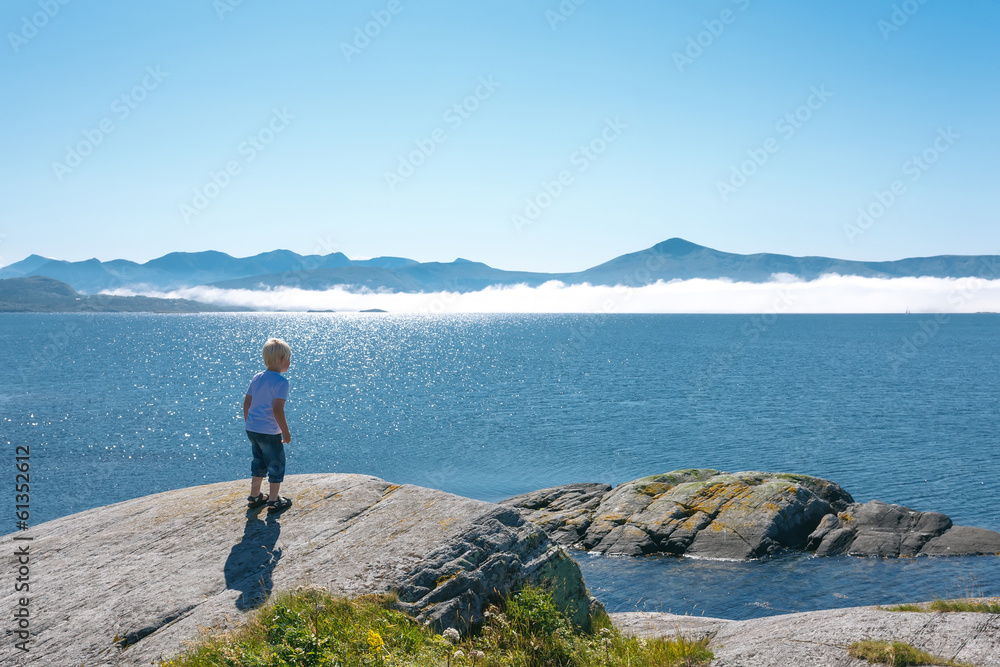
[250,249,300,259]
[0,254,55,275]
[652,238,707,256]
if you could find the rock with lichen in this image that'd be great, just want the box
[505,469,1000,561]
[507,469,854,559]
[591,470,851,559]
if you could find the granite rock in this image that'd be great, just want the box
[809,500,1000,557]
[502,483,612,546]
[507,470,855,560]
[506,470,1000,561]
[0,474,598,667]
[612,601,1000,667]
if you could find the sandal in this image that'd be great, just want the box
[247,493,269,508]
[266,496,292,513]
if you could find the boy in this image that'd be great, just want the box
[244,337,293,513]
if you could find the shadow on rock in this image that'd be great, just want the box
[224,511,282,610]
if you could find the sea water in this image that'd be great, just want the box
[3,312,999,619]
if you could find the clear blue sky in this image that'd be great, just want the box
[1,0,998,272]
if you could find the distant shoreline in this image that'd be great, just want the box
[0,276,248,313]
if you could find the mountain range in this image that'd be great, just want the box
[2,238,998,295]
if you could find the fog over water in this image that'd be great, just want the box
[107,275,1000,314]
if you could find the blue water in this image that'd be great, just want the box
[576,550,1000,620]
[4,313,999,618]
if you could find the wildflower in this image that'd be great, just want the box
[470,649,485,665]
[599,627,612,637]
[367,628,385,652]
[295,583,326,594]
[443,627,461,644]
[453,649,465,659]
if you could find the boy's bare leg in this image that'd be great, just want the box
[269,481,281,501]
[251,476,265,497]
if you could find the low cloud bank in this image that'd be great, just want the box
[103,274,1000,314]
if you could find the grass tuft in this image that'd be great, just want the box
[929,599,1000,614]
[847,639,973,667]
[885,599,1000,614]
[162,584,713,667]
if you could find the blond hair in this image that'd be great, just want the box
[262,338,291,368]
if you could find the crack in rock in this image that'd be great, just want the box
[116,602,200,650]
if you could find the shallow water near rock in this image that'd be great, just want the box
[4,312,1000,617]
[577,550,1000,620]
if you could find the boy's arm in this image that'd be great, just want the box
[272,398,291,444]
[243,395,252,422]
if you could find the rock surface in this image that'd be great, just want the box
[504,470,1000,560]
[0,474,597,667]
[807,500,1000,558]
[502,482,612,546]
[611,602,1000,667]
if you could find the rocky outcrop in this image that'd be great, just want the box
[503,482,612,546]
[807,500,1000,558]
[504,470,1000,560]
[0,474,598,667]
[612,602,1000,667]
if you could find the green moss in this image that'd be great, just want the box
[774,473,814,483]
[848,639,974,667]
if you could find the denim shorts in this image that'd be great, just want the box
[247,430,285,483]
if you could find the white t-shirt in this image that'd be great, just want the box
[245,370,290,435]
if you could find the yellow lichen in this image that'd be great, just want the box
[635,482,672,497]
[434,573,458,588]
